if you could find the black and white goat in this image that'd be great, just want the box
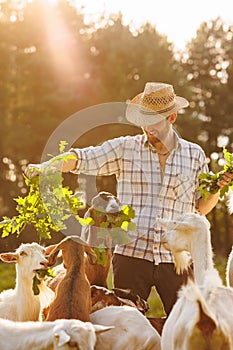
[81,191,121,287]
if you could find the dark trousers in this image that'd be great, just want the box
[112,253,191,315]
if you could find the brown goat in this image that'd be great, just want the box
[45,236,97,322]
[46,192,121,291]
[90,285,149,314]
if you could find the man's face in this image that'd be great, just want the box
[143,117,171,144]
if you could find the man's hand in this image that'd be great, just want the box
[24,160,59,178]
[24,151,78,178]
[217,171,233,189]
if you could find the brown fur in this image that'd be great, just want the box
[45,236,96,322]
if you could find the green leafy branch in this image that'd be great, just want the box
[198,148,233,199]
[32,268,56,295]
[0,141,137,256]
[91,204,137,265]
[0,143,86,239]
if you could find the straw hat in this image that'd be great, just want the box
[126,82,189,126]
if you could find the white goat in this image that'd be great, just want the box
[226,247,233,287]
[161,270,233,350]
[160,213,214,285]
[0,242,54,321]
[90,305,161,350]
[160,213,233,349]
[0,317,111,350]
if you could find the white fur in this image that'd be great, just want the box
[0,317,111,350]
[226,247,233,287]
[160,213,213,285]
[160,213,233,349]
[0,242,54,321]
[90,305,161,350]
[161,270,233,350]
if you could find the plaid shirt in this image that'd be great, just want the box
[72,133,208,264]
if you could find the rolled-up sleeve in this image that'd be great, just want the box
[70,137,125,176]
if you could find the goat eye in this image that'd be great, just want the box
[20,251,27,256]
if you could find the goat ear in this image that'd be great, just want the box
[112,287,131,299]
[81,208,92,242]
[0,252,18,263]
[47,245,61,266]
[44,244,57,257]
[93,324,114,334]
[54,330,70,347]
[85,246,97,264]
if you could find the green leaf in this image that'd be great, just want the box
[121,221,130,231]
[121,205,135,219]
[94,246,108,266]
[59,140,69,153]
[198,147,233,199]
[32,275,41,295]
[77,216,94,226]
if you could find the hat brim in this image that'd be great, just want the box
[126,92,189,127]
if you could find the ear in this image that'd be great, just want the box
[44,244,57,257]
[81,208,92,242]
[93,324,114,334]
[168,113,177,124]
[112,287,131,299]
[85,246,97,265]
[47,245,61,266]
[0,252,18,263]
[54,330,70,347]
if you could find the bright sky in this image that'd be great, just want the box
[76,0,233,50]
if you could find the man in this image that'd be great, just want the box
[25,82,231,315]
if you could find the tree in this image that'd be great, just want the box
[183,17,233,155]
[182,17,233,253]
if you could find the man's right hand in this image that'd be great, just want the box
[24,151,78,178]
[24,160,56,178]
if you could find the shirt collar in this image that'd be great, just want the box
[143,131,181,153]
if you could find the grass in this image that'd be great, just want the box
[0,255,228,318]
[0,262,16,292]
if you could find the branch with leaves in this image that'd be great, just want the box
[0,141,137,257]
[88,205,137,266]
[198,148,233,199]
[0,141,84,239]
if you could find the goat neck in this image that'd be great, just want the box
[15,265,41,321]
[190,222,214,286]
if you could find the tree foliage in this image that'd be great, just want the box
[0,1,233,253]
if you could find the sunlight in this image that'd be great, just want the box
[28,0,58,6]
[35,1,86,85]
[47,0,57,5]
[74,0,233,50]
